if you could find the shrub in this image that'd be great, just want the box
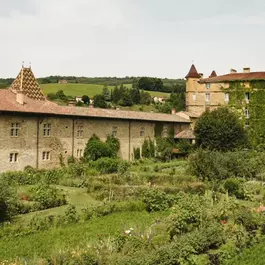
[133,147,141,160]
[92,158,120,174]
[117,161,130,176]
[84,134,113,161]
[224,178,245,199]
[194,107,248,151]
[29,183,67,210]
[188,149,265,181]
[0,179,17,222]
[142,189,174,212]
[64,205,79,224]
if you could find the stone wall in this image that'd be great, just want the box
[0,113,187,173]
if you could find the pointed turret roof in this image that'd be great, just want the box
[185,64,201,79]
[10,67,45,101]
[209,70,217,78]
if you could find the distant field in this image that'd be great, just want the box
[40,83,170,98]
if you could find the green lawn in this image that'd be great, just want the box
[40,83,170,98]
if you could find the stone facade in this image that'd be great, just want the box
[0,113,189,173]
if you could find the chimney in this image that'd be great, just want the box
[171,108,176,115]
[230,69,237,74]
[16,91,24,105]
[243,67,250,73]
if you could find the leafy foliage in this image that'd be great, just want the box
[84,134,120,161]
[195,107,248,151]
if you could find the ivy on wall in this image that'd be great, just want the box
[223,80,265,148]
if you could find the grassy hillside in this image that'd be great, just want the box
[40,83,170,98]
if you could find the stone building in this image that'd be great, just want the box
[0,66,190,173]
[185,64,265,116]
[184,64,265,146]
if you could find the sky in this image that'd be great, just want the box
[1,0,265,78]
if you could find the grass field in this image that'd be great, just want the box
[40,83,170,98]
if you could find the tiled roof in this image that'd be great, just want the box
[10,67,45,101]
[175,129,195,139]
[185,64,201,79]
[177,111,200,119]
[0,89,190,123]
[209,70,217,78]
[200,72,265,83]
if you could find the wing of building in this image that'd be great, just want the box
[185,64,265,116]
[0,66,191,172]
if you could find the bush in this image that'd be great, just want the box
[142,189,174,212]
[29,183,67,210]
[194,107,248,151]
[224,178,245,199]
[188,149,265,181]
[64,205,79,224]
[91,158,120,174]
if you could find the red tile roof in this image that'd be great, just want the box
[200,72,265,83]
[0,89,190,123]
[209,70,217,78]
[185,64,201,79]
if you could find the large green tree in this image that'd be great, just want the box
[194,107,248,151]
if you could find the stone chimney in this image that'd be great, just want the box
[243,67,250,73]
[16,91,24,105]
[171,108,176,115]
[230,69,237,74]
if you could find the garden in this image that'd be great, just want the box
[1,108,265,264]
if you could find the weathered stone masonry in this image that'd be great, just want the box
[0,66,191,172]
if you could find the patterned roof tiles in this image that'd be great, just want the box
[10,67,45,101]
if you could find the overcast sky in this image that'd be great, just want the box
[1,0,265,78]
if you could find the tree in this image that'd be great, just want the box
[0,180,16,222]
[84,134,120,161]
[130,88,141,104]
[194,107,248,151]
[81,95,90,105]
[112,85,120,104]
[102,85,111,101]
[140,90,152,105]
[93,94,107,108]
[84,134,112,161]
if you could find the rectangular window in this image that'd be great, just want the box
[43,124,51,137]
[77,149,83,158]
[9,153,18,163]
[224,93,229,103]
[205,93,210,102]
[112,126,118,137]
[192,94,196,101]
[11,123,19,137]
[245,108,250,119]
[245,92,250,103]
[42,151,50,161]
[140,127,145,137]
[77,126,84,138]
[206,83,211,89]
